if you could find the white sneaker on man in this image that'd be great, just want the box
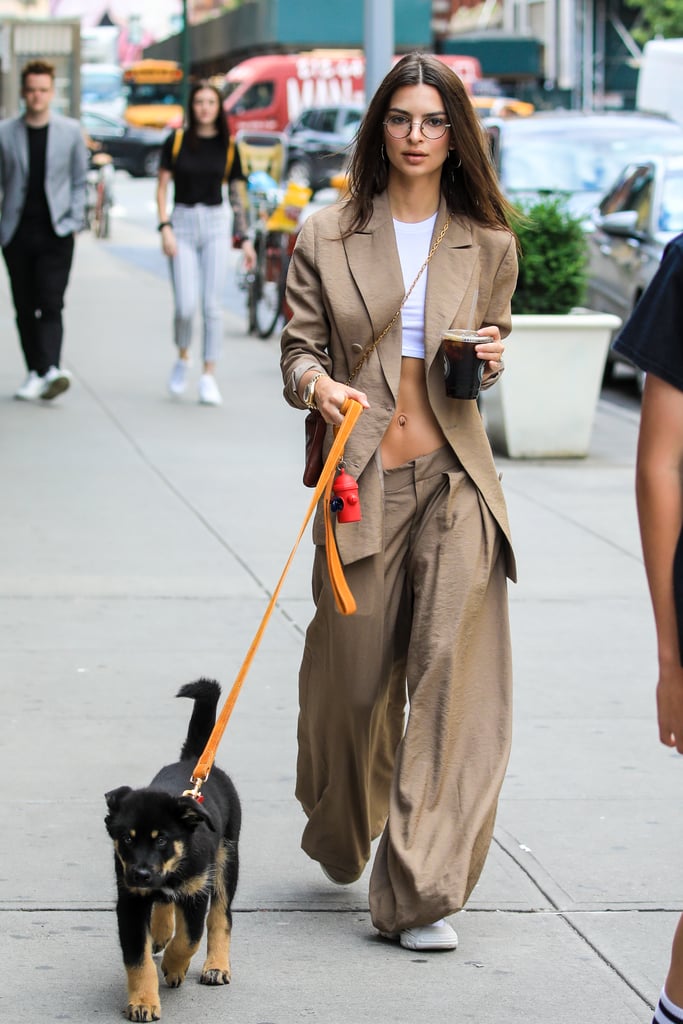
[198,373,222,406]
[40,367,71,400]
[380,919,459,951]
[168,357,191,397]
[14,371,45,400]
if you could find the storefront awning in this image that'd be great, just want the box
[442,34,542,78]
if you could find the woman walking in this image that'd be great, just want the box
[280,53,518,950]
[157,81,255,405]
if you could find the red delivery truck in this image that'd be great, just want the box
[222,51,482,133]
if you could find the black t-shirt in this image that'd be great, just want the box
[20,124,52,230]
[612,234,683,390]
[613,233,683,663]
[160,130,244,207]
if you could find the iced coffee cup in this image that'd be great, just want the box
[441,329,484,400]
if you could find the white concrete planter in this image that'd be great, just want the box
[480,311,622,458]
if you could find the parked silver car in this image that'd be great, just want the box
[584,153,683,385]
[284,104,363,193]
[487,110,683,216]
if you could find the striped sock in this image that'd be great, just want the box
[653,989,683,1024]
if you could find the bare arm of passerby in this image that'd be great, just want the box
[156,168,176,257]
[228,179,256,271]
[636,372,683,752]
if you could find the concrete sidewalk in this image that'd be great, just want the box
[0,220,678,1024]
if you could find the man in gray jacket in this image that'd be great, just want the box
[0,59,88,400]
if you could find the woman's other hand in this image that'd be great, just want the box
[160,224,177,258]
[474,326,505,380]
[241,238,257,272]
[657,664,683,753]
[303,372,370,426]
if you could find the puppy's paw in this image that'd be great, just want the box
[161,965,187,989]
[150,903,174,956]
[126,1001,161,1021]
[200,964,231,985]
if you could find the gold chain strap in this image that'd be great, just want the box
[345,214,452,386]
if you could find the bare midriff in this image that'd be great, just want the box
[380,356,447,470]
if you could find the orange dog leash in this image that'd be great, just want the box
[184,398,363,799]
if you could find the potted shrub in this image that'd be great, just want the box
[480,196,621,458]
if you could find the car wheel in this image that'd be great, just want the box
[142,148,161,177]
[601,355,616,387]
[287,159,313,190]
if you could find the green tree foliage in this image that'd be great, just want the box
[511,198,588,315]
[625,0,683,44]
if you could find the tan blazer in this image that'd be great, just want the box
[281,191,518,579]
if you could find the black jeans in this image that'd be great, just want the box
[2,224,75,376]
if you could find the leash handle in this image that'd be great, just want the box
[190,398,363,790]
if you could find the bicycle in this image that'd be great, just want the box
[86,152,115,239]
[243,179,312,339]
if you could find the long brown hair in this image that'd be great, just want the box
[346,52,514,235]
[186,80,230,150]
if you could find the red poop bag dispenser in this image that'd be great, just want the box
[330,468,362,523]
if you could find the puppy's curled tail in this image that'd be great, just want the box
[177,678,221,761]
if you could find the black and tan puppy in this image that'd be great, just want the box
[105,679,241,1022]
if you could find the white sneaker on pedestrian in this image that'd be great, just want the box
[14,371,45,400]
[380,919,459,951]
[198,373,222,406]
[168,357,190,397]
[40,366,71,400]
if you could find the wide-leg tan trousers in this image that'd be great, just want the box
[295,445,512,934]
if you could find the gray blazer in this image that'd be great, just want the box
[0,112,88,247]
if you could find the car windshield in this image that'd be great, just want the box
[82,111,118,131]
[660,170,683,232]
[126,82,182,106]
[82,70,122,104]
[500,127,683,195]
[340,116,362,142]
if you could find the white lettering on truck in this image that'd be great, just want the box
[286,76,364,120]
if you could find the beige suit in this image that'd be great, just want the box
[280,192,518,934]
[281,190,518,579]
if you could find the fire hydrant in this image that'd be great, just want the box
[330,468,362,523]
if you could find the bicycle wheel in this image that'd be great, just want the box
[246,252,258,335]
[91,181,109,239]
[96,196,111,239]
[254,232,285,339]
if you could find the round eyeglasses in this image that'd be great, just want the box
[383,115,451,140]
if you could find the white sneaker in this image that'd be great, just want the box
[380,919,459,951]
[168,357,190,397]
[198,373,222,406]
[40,366,71,400]
[320,864,360,886]
[14,371,44,400]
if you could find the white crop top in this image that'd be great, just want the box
[394,213,437,359]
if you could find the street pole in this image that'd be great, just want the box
[364,0,394,103]
[181,0,190,117]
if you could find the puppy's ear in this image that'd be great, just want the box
[105,786,133,812]
[104,786,133,836]
[176,796,216,832]
[103,786,133,819]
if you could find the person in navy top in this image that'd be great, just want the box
[613,234,683,1024]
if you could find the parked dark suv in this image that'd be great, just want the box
[284,104,364,192]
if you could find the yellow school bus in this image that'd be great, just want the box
[123,60,184,129]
